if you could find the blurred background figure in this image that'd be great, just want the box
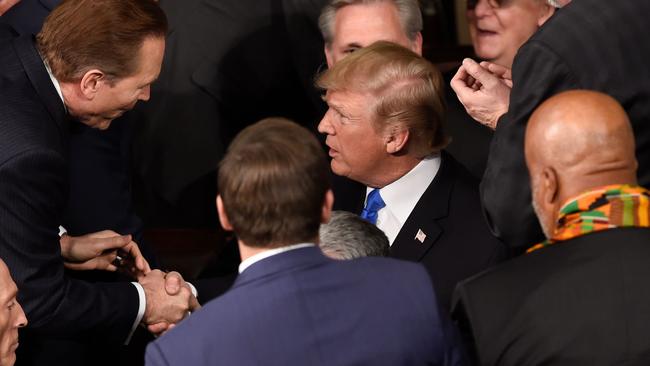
[466,0,555,69]
[0,259,27,366]
[444,0,557,179]
[319,211,389,259]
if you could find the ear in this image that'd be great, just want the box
[537,3,556,27]
[320,190,334,224]
[324,44,334,68]
[411,32,423,56]
[79,69,107,100]
[216,195,233,231]
[540,167,559,208]
[385,127,409,154]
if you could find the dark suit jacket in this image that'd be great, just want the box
[443,69,493,179]
[0,31,139,365]
[0,0,57,35]
[481,0,650,249]
[1,0,153,260]
[453,228,650,366]
[389,151,507,311]
[128,0,328,225]
[146,246,466,366]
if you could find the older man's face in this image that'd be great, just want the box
[67,36,165,130]
[0,261,26,366]
[325,1,420,67]
[467,0,551,68]
[318,90,387,185]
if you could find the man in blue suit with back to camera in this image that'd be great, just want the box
[145,117,466,366]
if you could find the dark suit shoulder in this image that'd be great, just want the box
[455,228,650,366]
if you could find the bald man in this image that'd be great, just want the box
[452,90,650,366]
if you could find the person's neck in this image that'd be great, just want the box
[560,174,638,207]
[238,242,269,262]
[364,155,421,188]
[238,237,319,262]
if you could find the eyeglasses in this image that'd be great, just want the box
[466,0,513,10]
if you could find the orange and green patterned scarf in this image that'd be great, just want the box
[527,184,650,253]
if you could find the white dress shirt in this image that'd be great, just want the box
[366,154,441,245]
[238,243,315,273]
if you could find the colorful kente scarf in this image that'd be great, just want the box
[527,184,650,253]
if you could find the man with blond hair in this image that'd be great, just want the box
[317,41,505,310]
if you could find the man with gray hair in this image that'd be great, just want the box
[318,0,422,67]
[319,211,390,260]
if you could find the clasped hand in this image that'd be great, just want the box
[60,230,199,335]
[450,58,512,130]
[60,230,150,278]
[140,270,201,335]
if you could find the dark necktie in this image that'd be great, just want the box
[360,189,385,225]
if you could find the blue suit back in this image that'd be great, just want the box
[146,247,465,365]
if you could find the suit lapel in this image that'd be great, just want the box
[390,151,455,262]
[13,35,69,139]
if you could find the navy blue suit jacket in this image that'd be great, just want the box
[146,246,466,366]
[0,29,140,365]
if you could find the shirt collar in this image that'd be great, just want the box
[367,154,441,226]
[40,53,66,110]
[238,242,316,273]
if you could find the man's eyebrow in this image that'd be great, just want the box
[0,286,17,304]
[344,42,362,49]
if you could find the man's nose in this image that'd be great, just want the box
[15,302,27,328]
[318,111,334,135]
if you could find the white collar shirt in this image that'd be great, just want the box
[238,242,315,274]
[367,154,441,245]
[42,55,66,109]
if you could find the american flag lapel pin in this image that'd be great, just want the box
[415,229,426,243]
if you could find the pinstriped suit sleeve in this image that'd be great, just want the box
[0,147,139,342]
[480,40,580,249]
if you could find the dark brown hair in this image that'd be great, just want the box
[37,0,167,83]
[218,118,331,248]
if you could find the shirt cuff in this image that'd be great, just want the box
[58,225,67,237]
[125,282,146,345]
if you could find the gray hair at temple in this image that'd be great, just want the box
[319,211,390,260]
[318,0,423,46]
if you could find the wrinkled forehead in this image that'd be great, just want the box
[0,265,16,302]
[332,2,410,47]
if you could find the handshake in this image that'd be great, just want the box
[59,230,200,335]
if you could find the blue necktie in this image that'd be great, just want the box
[361,189,386,225]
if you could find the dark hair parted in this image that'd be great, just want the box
[316,41,448,157]
[218,118,331,248]
[37,0,167,83]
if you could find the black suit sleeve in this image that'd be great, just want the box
[480,40,580,249]
[0,148,138,341]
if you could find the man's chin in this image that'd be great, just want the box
[96,120,113,130]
